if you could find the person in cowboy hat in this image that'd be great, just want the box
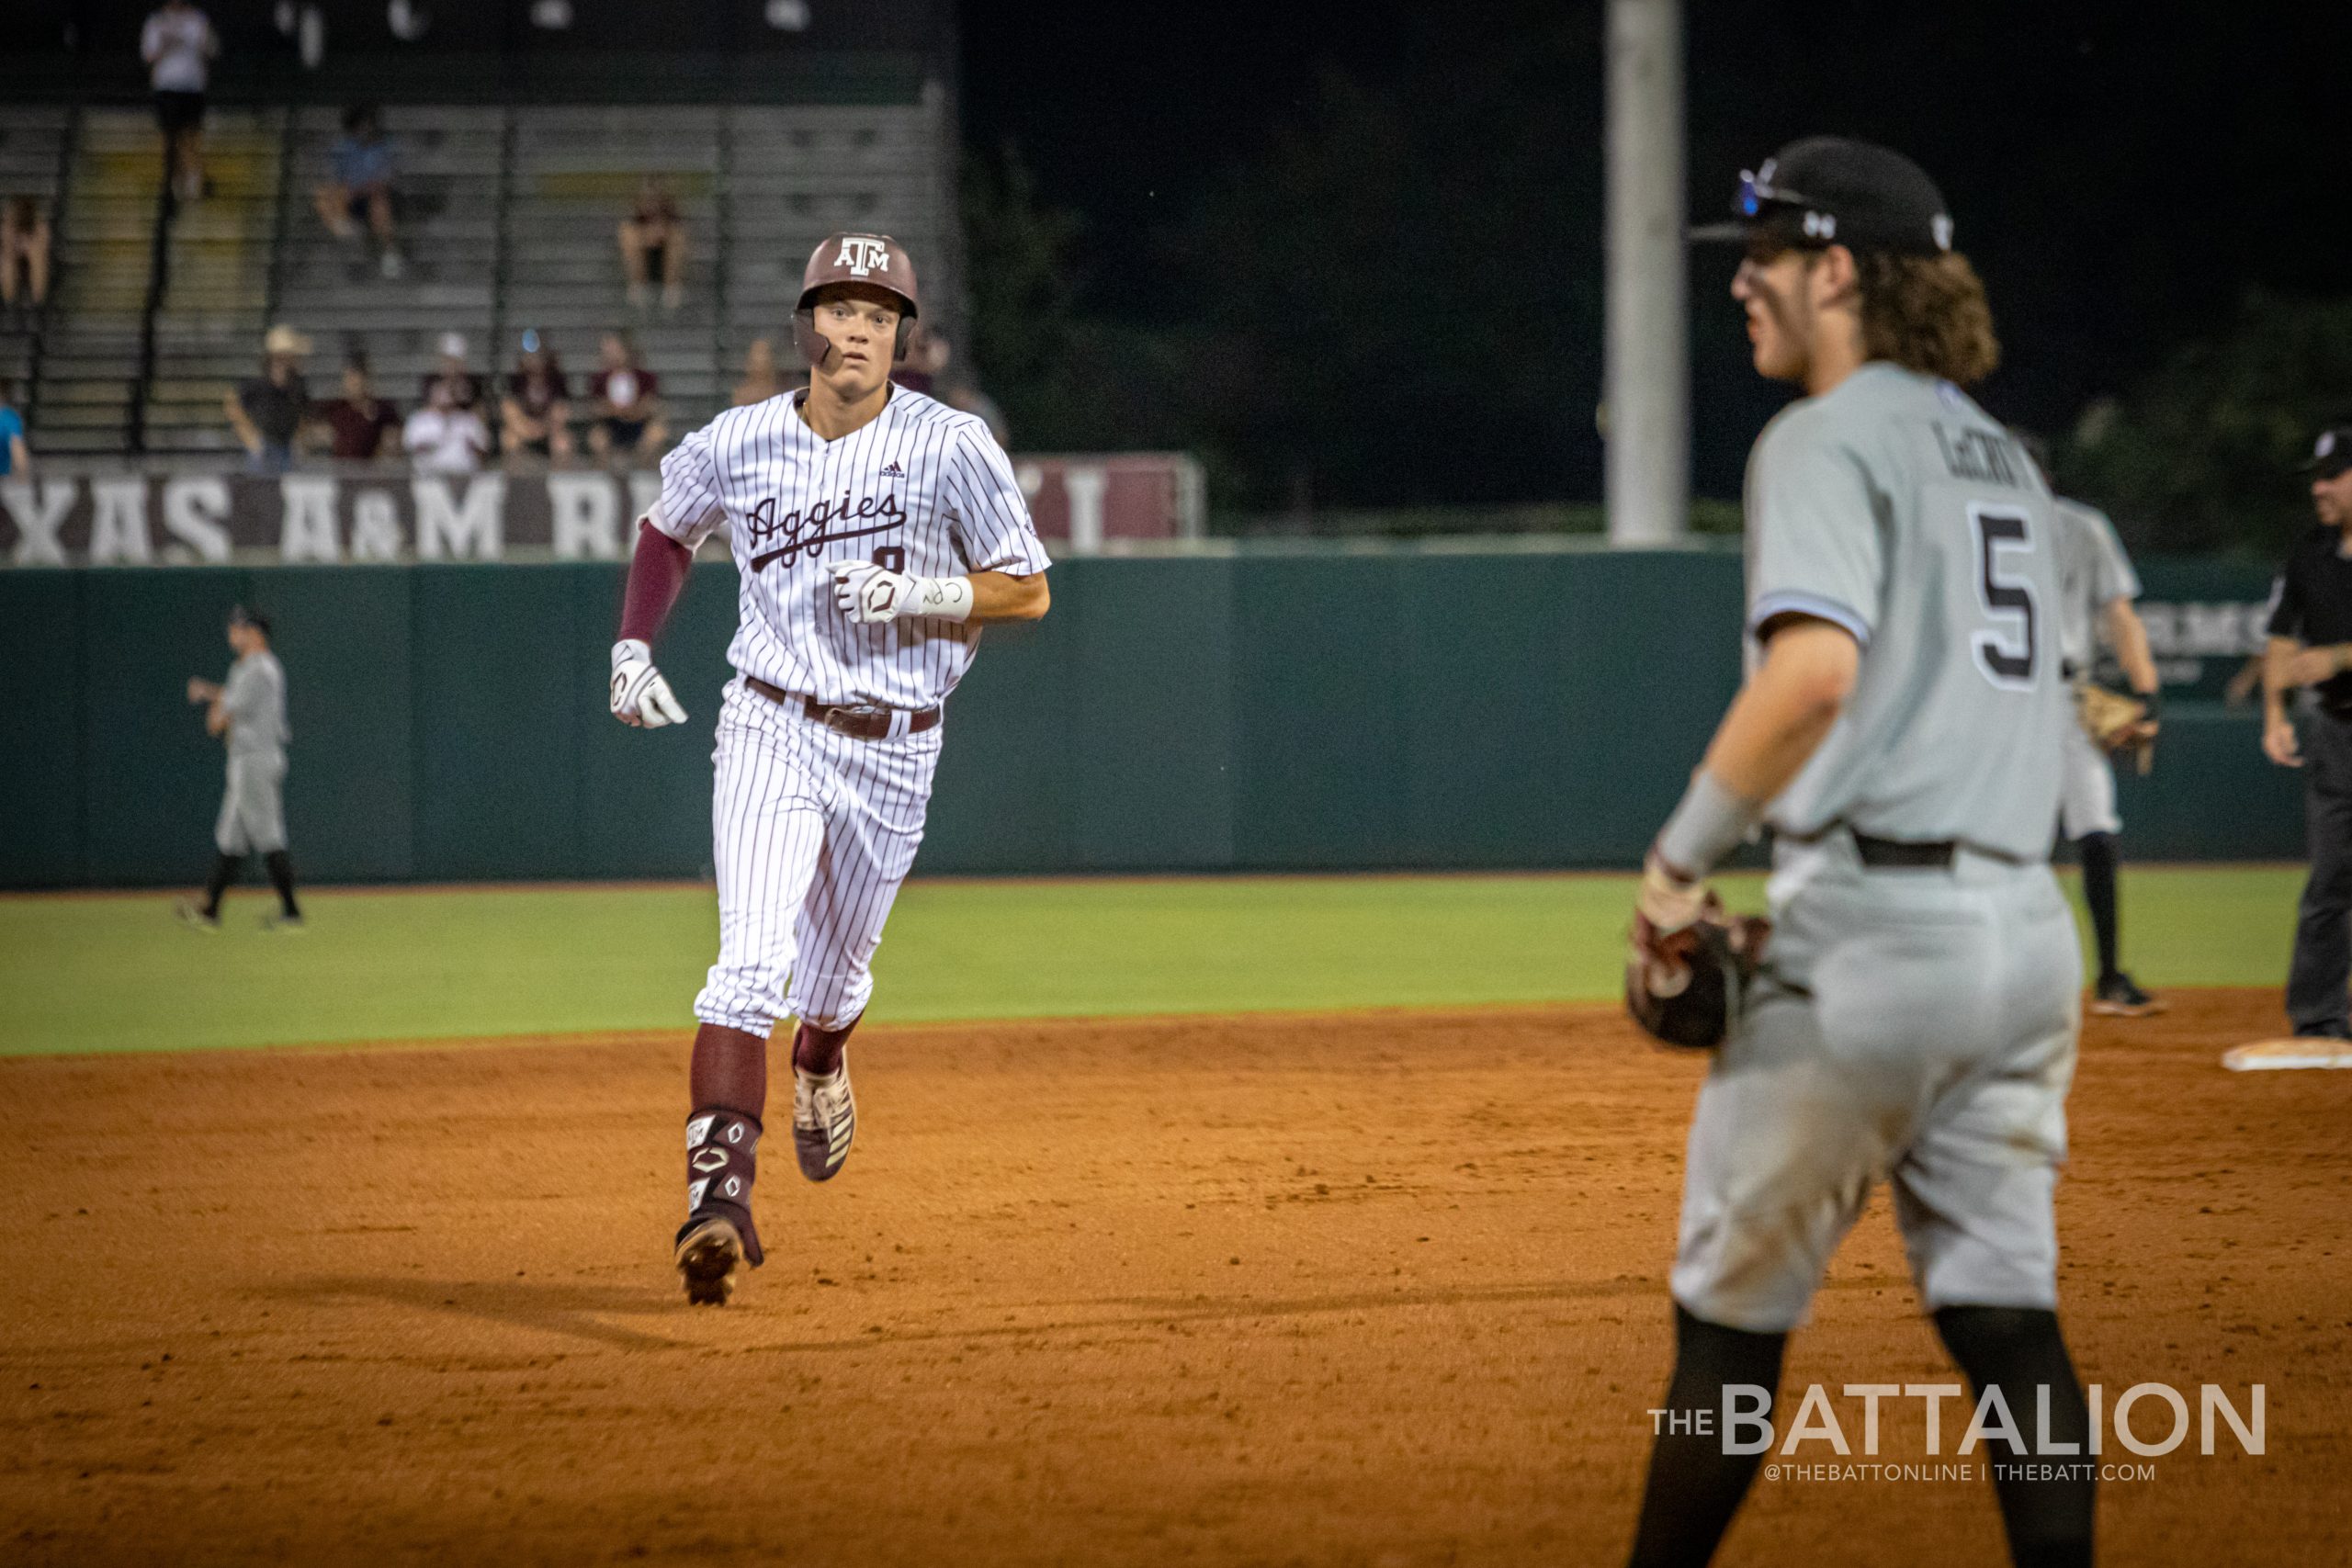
[225,323,314,474]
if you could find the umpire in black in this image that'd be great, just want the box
[2262,424,2352,1038]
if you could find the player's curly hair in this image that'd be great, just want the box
[1855,251,2001,388]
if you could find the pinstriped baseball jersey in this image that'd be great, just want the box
[647,386,1051,711]
[1745,363,2069,860]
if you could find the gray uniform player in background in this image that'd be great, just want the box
[2047,485,2164,1015]
[1622,141,2095,1568]
[177,605,303,931]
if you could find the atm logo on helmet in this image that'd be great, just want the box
[834,236,892,276]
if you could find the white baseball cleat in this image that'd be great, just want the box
[792,1053,855,1181]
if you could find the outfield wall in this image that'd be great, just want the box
[0,551,2301,886]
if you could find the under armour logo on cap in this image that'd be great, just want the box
[834,236,891,276]
[2323,433,2340,460]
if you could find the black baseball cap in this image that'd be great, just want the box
[2302,427,2352,480]
[1691,137,1955,257]
[228,604,271,637]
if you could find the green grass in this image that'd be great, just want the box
[0,866,2304,1056]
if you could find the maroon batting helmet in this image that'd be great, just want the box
[792,231,920,370]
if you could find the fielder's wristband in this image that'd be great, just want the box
[1654,769,1764,881]
[907,575,974,623]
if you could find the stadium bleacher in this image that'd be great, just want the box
[144,107,285,455]
[273,104,503,438]
[504,106,722,434]
[5,94,956,460]
[0,106,71,411]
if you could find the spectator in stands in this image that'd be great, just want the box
[731,337,784,407]
[316,356,401,461]
[2,197,53,316]
[313,105,405,280]
[225,324,312,475]
[617,176,687,313]
[0,376,28,477]
[142,0,218,205]
[402,376,491,475]
[501,329,573,459]
[419,332,483,412]
[586,331,666,457]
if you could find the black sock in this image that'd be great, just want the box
[1933,1306,2095,1568]
[2078,833,2120,982]
[1626,1303,1788,1568]
[263,850,300,918]
[202,852,242,917]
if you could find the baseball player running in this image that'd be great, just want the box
[2045,474,2165,1015]
[177,604,303,931]
[608,232,1051,1305]
[1622,141,2094,1567]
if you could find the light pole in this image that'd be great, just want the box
[1603,0,1689,547]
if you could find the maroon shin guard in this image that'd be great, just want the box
[792,1018,858,1076]
[686,1023,770,1265]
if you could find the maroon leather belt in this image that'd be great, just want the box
[743,675,939,740]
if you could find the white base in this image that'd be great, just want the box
[2222,1039,2352,1071]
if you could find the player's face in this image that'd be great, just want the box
[2316,469,2352,528]
[1730,249,1817,382]
[809,286,901,397]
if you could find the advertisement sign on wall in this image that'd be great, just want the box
[0,455,1205,567]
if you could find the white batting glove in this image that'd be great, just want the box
[610,638,687,728]
[831,559,909,624]
[829,559,974,625]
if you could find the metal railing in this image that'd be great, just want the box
[126,166,181,455]
[19,101,83,440]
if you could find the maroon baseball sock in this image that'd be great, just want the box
[686,1023,769,1265]
[792,1018,857,1076]
[690,1021,768,1113]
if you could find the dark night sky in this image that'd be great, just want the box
[960,1,2352,500]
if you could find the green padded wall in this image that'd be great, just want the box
[0,550,2300,887]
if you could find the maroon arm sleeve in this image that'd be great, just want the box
[619,521,693,644]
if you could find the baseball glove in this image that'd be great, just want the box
[2075,681,2158,774]
[1625,892,1771,1051]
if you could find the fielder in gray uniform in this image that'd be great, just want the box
[2047,485,2164,1015]
[177,605,303,931]
[1623,140,2094,1568]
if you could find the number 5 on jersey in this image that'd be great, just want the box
[1971,505,2038,690]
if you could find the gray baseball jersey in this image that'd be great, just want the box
[1673,364,2085,1335]
[1745,363,2069,860]
[219,649,288,758]
[214,649,288,855]
[2051,497,2140,677]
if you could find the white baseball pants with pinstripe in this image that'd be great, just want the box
[694,678,941,1039]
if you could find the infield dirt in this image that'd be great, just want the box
[3,990,2345,1566]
